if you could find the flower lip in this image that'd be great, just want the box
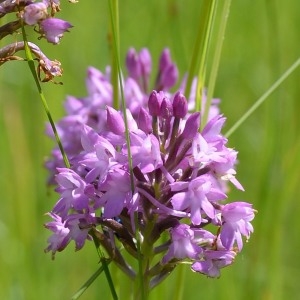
[40,18,73,44]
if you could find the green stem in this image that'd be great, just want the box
[173,264,186,300]
[202,0,231,129]
[225,57,300,138]
[71,260,112,300]
[20,24,70,169]
[183,2,208,100]
[184,1,216,106]
[134,215,146,300]
[90,229,118,300]
[100,254,118,300]
[108,0,134,193]
[110,0,120,109]
[195,0,217,113]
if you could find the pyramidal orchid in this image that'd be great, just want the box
[44,48,256,293]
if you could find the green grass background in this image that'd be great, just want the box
[1,0,300,299]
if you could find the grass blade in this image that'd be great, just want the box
[225,57,300,137]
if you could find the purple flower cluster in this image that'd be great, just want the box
[1,1,74,82]
[22,1,73,44]
[0,0,72,44]
[45,48,255,282]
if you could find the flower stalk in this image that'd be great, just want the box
[20,23,70,169]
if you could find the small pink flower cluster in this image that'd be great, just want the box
[44,48,255,283]
[1,0,75,81]
[22,0,73,44]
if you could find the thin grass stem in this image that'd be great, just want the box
[195,0,217,113]
[71,260,112,300]
[110,0,120,109]
[225,57,300,138]
[184,1,214,101]
[202,0,231,129]
[92,229,119,300]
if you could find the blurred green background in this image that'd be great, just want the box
[0,0,299,299]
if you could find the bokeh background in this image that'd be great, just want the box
[0,1,299,299]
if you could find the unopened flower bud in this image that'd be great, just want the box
[86,67,111,100]
[160,97,173,119]
[139,48,152,77]
[106,106,125,135]
[159,48,172,72]
[181,112,201,139]
[173,92,188,118]
[148,90,163,116]
[126,48,141,79]
[160,64,178,89]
